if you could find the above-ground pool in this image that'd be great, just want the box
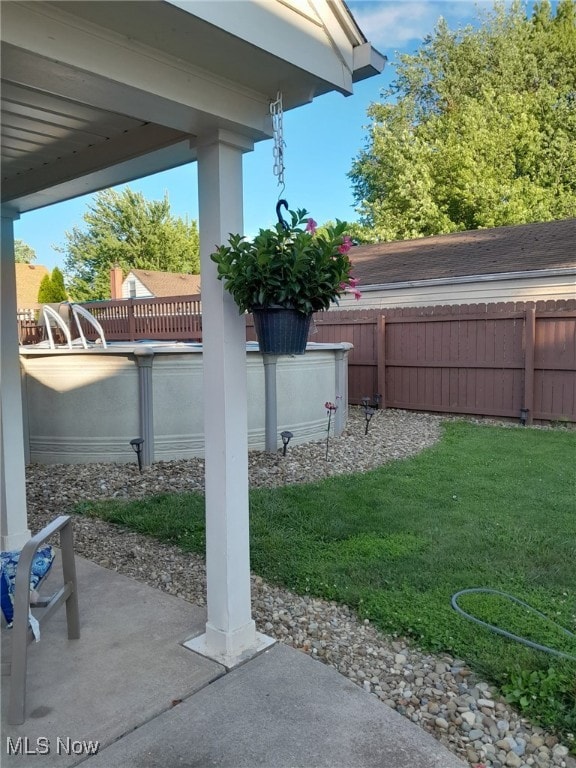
[19,342,351,464]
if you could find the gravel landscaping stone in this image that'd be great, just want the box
[24,407,575,768]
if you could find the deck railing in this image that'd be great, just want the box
[77,294,202,341]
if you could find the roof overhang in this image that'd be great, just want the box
[1,0,385,214]
[358,267,576,293]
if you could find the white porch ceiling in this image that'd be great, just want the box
[1,0,384,214]
[1,74,193,211]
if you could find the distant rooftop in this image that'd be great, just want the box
[130,269,201,297]
[349,218,576,286]
[15,263,49,308]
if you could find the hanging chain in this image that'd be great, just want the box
[270,91,286,195]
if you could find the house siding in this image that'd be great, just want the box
[336,273,576,311]
[122,274,153,299]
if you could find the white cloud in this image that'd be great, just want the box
[348,1,482,51]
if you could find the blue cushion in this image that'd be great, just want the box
[1,546,55,626]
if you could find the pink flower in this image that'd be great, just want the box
[305,218,318,234]
[324,401,337,412]
[340,277,361,300]
[345,285,362,300]
[338,235,353,254]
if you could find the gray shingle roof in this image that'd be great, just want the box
[349,218,576,286]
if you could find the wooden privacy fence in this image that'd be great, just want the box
[20,296,574,422]
[78,294,202,341]
[313,301,576,424]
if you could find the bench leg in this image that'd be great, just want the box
[60,522,80,640]
[7,578,32,725]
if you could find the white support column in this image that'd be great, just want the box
[1,209,31,550]
[184,129,274,668]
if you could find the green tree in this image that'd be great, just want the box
[61,188,200,301]
[15,239,37,263]
[350,0,576,241]
[316,220,374,245]
[37,267,69,303]
[37,274,52,303]
[49,267,68,302]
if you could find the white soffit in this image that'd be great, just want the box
[1,0,384,212]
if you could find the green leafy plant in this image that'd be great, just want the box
[210,208,360,315]
[503,667,576,747]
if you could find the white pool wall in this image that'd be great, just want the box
[19,342,351,464]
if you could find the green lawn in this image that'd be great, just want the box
[77,420,576,743]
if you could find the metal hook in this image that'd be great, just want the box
[276,199,289,230]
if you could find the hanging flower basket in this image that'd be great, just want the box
[210,205,361,355]
[251,306,312,356]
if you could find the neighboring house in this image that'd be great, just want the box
[15,263,49,314]
[110,267,201,299]
[338,218,576,310]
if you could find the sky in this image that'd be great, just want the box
[14,1,525,271]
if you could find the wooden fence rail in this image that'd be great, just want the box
[312,301,576,423]
[18,297,575,422]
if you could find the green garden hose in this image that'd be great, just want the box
[451,588,576,662]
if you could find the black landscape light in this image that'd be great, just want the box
[364,407,375,435]
[130,438,145,472]
[280,431,293,456]
[519,408,529,426]
[361,394,380,435]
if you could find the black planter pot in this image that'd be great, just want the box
[251,307,312,355]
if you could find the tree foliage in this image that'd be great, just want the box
[37,275,52,304]
[37,267,69,303]
[49,267,68,302]
[316,220,373,245]
[62,188,200,301]
[350,0,576,241]
[15,239,37,263]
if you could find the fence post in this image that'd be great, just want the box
[128,299,136,341]
[377,315,386,409]
[523,307,535,425]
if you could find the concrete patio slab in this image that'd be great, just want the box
[2,553,467,768]
[1,554,225,767]
[83,642,467,768]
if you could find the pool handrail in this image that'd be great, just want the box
[41,305,72,349]
[71,304,108,349]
